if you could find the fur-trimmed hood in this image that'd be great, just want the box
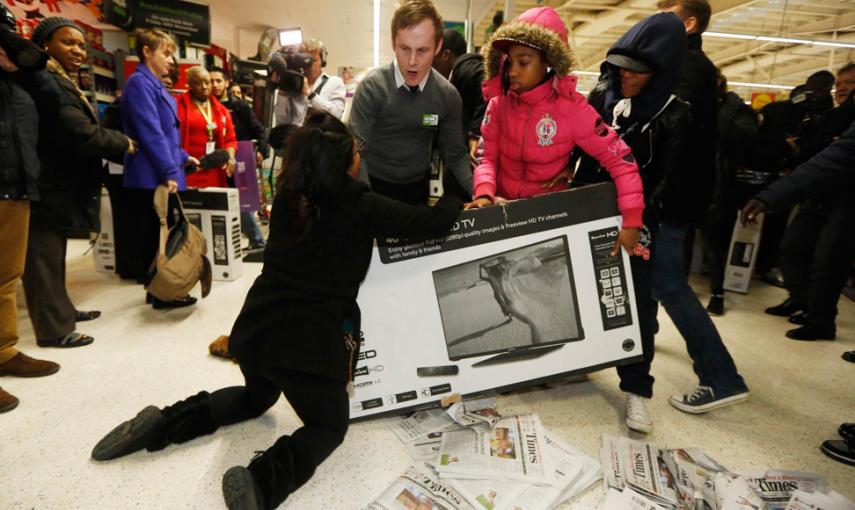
[482,7,577,81]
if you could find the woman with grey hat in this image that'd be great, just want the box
[19,17,135,348]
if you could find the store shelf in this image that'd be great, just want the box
[95,93,116,103]
[92,66,115,78]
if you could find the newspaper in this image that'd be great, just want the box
[392,409,463,444]
[784,490,855,510]
[447,397,501,428]
[444,431,602,510]
[601,434,629,491]
[621,439,679,507]
[671,448,729,510]
[602,488,667,510]
[714,473,768,510]
[364,462,477,510]
[741,470,828,510]
[434,414,554,485]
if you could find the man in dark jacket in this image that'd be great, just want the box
[0,11,60,413]
[749,65,855,341]
[210,67,268,251]
[432,28,486,163]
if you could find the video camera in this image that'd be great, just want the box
[0,5,47,72]
[267,27,313,96]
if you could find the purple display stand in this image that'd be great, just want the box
[234,140,261,212]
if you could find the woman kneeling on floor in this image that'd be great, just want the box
[91,111,463,510]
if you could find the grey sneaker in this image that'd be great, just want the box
[670,386,749,414]
[625,393,653,434]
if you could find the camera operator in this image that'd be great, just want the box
[759,63,855,341]
[0,6,61,412]
[273,38,346,126]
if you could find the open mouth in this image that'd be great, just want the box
[406,70,419,81]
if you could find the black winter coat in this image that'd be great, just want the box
[756,120,855,212]
[221,94,269,157]
[574,87,693,223]
[715,91,758,205]
[449,53,487,139]
[21,65,128,233]
[0,71,40,200]
[672,33,718,224]
[228,179,462,382]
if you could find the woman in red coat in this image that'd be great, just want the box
[178,66,238,187]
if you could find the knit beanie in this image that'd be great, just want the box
[32,17,84,47]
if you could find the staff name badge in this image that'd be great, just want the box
[205,141,216,155]
[423,114,439,127]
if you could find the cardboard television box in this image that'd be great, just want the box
[181,187,243,282]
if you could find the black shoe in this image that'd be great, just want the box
[843,351,855,363]
[839,423,855,442]
[706,295,724,316]
[152,295,197,310]
[785,325,836,341]
[788,312,809,325]
[92,406,162,461]
[763,269,786,288]
[820,439,855,466]
[223,466,264,510]
[765,298,804,317]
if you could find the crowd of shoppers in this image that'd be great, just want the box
[2,0,854,507]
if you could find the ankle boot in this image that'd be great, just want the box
[246,436,304,509]
[146,391,218,451]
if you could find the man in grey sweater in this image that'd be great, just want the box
[347,0,473,205]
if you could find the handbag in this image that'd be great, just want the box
[145,185,212,301]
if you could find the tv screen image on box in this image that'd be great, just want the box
[432,236,583,363]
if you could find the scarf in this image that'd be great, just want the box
[46,57,97,119]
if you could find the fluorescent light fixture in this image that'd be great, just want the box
[729,81,794,90]
[705,31,855,49]
[278,27,302,47]
[373,0,380,68]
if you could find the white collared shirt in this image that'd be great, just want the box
[392,58,429,92]
[274,71,347,126]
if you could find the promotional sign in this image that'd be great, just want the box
[233,140,262,213]
[350,184,643,419]
[181,187,242,282]
[723,212,764,294]
[102,0,211,45]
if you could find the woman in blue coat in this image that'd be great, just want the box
[121,28,199,309]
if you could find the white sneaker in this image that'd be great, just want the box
[625,393,653,434]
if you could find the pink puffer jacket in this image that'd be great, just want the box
[474,74,644,228]
[474,6,644,228]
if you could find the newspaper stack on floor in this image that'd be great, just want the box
[372,399,602,510]
[600,435,854,510]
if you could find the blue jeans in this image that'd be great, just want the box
[654,222,748,395]
[241,211,265,248]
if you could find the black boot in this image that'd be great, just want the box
[787,312,809,325]
[239,435,320,510]
[222,466,265,510]
[91,391,217,461]
[765,297,804,317]
[146,391,218,451]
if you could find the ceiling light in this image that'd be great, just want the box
[705,31,855,49]
[729,81,795,90]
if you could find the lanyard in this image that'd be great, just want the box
[194,99,216,140]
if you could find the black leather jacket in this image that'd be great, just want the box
[574,85,692,224]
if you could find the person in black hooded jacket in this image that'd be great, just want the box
[19,18,133,349]
[574,12,748,434]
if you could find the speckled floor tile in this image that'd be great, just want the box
[1,240,853,509]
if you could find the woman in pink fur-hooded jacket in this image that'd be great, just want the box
[471,7,645,234]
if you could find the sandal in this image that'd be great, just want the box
[75,310,102,322]
[37,332,94,348]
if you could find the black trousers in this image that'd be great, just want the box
[703,204,739,295]
[123,188,176,287]
[103,174,139,281]
[21,217,76,340]
[207,365,348,508]
[617,221,658,398]
[368,174,429,205]
[780,200,855,327]
[754,206,792,275]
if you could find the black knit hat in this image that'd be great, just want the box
[32,17,83,47]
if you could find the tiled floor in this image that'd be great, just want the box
[2,240,853,509]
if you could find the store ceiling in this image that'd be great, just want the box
[208,0,855,95]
